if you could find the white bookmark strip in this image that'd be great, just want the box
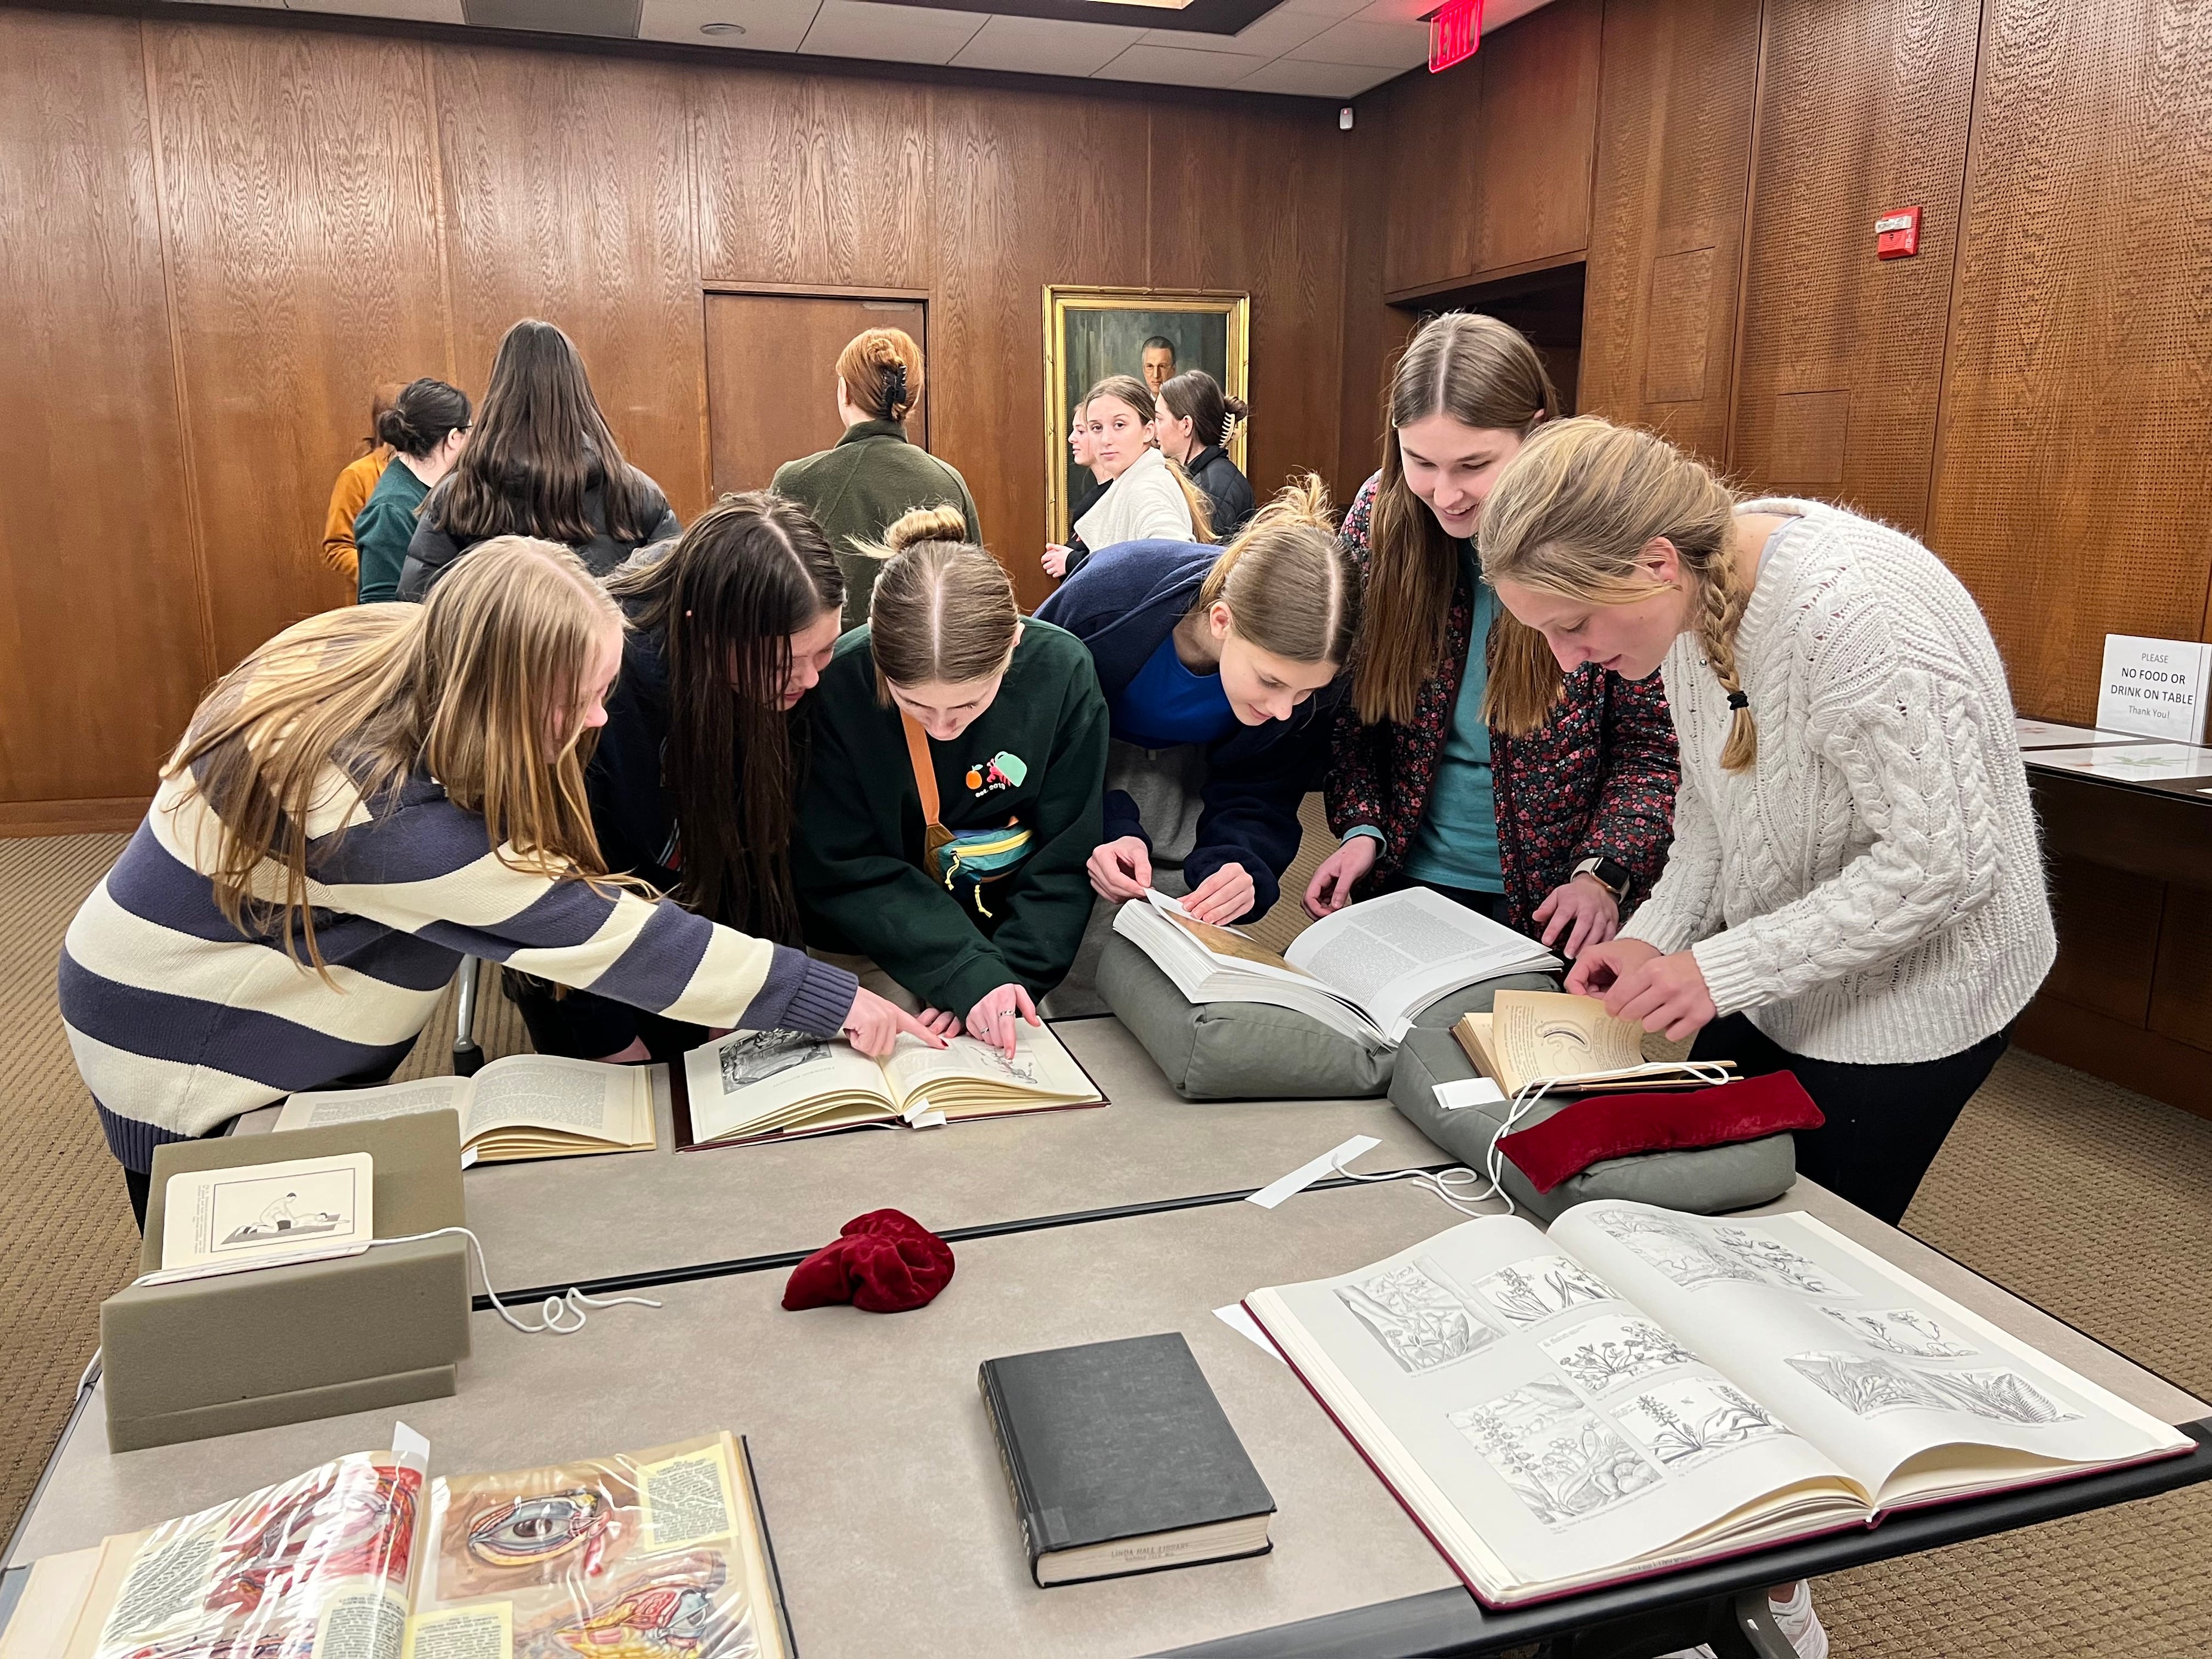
[1434,1077,1507,1111]
[1213,1303,1286,1362]
[1244,1133,1381,1209]
[391,1420,431,1468]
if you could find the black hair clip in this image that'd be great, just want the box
[883,363,910,410]
[1726,690,1749,710]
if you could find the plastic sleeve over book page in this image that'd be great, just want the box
[1244,1215,1858,1601]
[413,1432,788,1659]
[1551,1204,2194,1507]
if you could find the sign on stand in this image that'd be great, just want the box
[2096,635,2212,743]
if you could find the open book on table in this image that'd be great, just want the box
[1111,886,1558,1045]
[675,1022,1104,1148]
[276,1054,656,1163]
[1456,991,1735,1094]
[1244,1201,2192,1608]
[12,1432,792,1659]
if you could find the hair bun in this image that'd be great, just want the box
[882,502,970,553]
[1222,394,1250,421]
[375,408,419,449]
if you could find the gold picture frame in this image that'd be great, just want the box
[1044,285,1252,547]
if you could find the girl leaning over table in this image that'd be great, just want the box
[502,492,849,1065]
[60,537,935,1229]
[793,506,1110,1058]
[1308,313,1680,959]
[1033,474,1359,1012]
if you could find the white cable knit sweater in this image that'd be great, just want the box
[1617,499,2055,1064]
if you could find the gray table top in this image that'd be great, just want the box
[240,1018,1450,1297]
[13,1176,2205,1658]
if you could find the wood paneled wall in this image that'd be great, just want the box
[1346,0,2212,1114]
[1,5,1352,827]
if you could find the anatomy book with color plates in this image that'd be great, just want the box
[1243,1203,2192,1607]
[6,1433,792,1659]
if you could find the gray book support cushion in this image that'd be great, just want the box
[1096,932,1555,1100]
[1388,1028,1797,1222]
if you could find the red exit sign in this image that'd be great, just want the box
[1429,0,1483,72]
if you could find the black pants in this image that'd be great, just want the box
[503,970,707,1065]
[1689,1014,2007,1227]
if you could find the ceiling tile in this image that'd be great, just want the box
[286,0,464,18]
[1139,3,1329,54]
[638,0,820,51]
[799,0,988,62]
[1275,0,1370,17]
[1090,40,1266,84]
[1234,54,1393,95]
[951,14,1147,74]
[1287,15,1428,67]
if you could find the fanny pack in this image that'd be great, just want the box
[903,715,1032,916]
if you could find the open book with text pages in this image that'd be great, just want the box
[1244,1203,2191,1608]
[1112,886,1558,1045]
[276,1055,656,1163]
[9,1432,792,1659]
[1457,991,1735,1093]
[676,1023,1104,1147]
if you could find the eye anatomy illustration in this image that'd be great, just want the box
[467,1488,615,1574]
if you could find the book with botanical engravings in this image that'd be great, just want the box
[7,1433,793,1659]
[675,1023,1104,1148]
[1454,991,1735,1095]
[276,1055,656,1163]
[1111,887,1558,1046]
[1243,1202,2192,1608]
[978,1333,1276,1586]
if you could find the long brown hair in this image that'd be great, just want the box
[1158,369,1249,455]
[836,328,923,424]
[435,319,659,546]
[1197,474,1360,668]
[1480,417,1753,766]
[1085,373,1215,542]
[169,537,627,977]
[607,493,843,939]
[860,504,1019,697]
[1355,313,1556,727]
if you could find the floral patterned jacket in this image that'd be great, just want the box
[1326,474,1680,934]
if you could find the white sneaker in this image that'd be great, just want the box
[1655,1584,1826,1659]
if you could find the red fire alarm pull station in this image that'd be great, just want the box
[1876,206,1922,260]
[1428,0,1482,72]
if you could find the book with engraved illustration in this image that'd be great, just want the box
[1243,1203,2191,1608]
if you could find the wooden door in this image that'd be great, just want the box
[704,291,928,497]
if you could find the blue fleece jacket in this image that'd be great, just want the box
[1035,539,1342,922]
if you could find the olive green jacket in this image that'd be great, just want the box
[772,419,983,628]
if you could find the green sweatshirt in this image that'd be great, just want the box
[772,420,984,628]
[794,620,1108,1013]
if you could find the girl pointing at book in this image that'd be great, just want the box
[793,506,1110,1056]
[1476,416,2055,1229]
[61,539,935,1226]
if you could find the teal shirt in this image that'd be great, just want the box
[353,456,429,605]
[1398,548,1503,893]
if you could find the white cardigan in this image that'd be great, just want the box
[1076,447,1195,549]
[1618,499,2055,1064]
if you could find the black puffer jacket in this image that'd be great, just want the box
[1185,444,1255,538]
[396,458,680,600]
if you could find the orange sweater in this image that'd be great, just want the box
[321,449,390,592]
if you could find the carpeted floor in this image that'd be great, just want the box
[4,826,2209,1657]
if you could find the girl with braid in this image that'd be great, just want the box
[1479,416,2055,1230]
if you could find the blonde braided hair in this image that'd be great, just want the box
[1476,416,1756,770]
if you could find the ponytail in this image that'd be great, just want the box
[1196,472,1358,667]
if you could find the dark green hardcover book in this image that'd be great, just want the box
[978,1331,1277,1587]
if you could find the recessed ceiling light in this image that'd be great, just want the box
[700,21,746,34]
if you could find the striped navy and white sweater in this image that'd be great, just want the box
[61,760,860,1170]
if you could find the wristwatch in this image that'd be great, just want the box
[1571,856,1632,900]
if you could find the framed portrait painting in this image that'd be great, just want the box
[1044,286,1250,546]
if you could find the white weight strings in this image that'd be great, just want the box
[1330,1060,1736,1219]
